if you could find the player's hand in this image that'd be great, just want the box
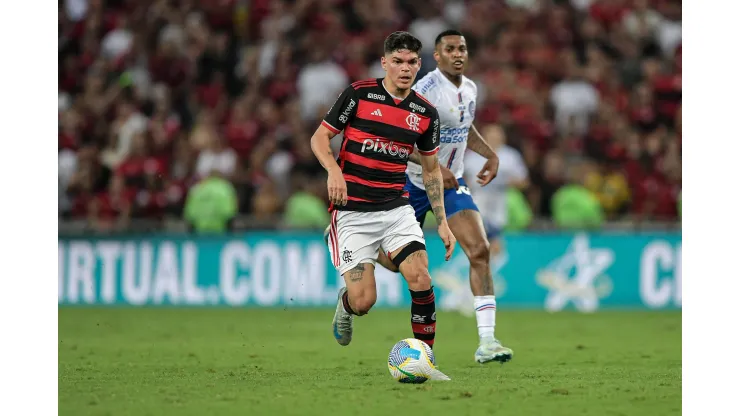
[440,166,459,190]
[327,167,348,206]
[437,222,456,261]
[477,154,500,186]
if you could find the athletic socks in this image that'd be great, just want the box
[410,288,436,348]
[474,295,496,342]
[342,291,357,315]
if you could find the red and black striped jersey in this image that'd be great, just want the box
[322,78,440,212]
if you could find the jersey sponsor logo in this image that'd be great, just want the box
[361,138,410,159]
[406,113,421,132]
[432,118,439,143]
[367,93,386,101]
[339,98,356,123]
[416,78,435,94]
[409,102,426,113]
[440,126,469,144]
[468,100,476,118]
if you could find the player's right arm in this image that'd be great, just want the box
[310,124,346,206]
[310,86,358,206]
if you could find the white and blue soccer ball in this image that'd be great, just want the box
[387,338,450,383]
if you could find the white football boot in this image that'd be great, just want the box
[332,287,353,346]
[475,338,513,364]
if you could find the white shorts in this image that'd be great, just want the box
[327,205,426,275]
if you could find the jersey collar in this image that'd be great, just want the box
[434,67,466,90]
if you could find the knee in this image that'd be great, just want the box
[405,266,432,291]
[469,239,491,266]
[352,291,377,315]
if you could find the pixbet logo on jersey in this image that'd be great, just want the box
[361,138,410,159]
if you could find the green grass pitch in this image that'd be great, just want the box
[59,308,681,415]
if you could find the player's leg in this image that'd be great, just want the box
[445,180,512,363]
[327,225,400,273]
[375,176,431,273]
[381,206,437,348]
[327,211,382,346]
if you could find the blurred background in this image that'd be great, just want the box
[58,0,681,235]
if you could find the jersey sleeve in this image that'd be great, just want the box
[416,108,440,156]
[321,86,358,134]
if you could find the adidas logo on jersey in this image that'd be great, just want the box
[371,109,383,117]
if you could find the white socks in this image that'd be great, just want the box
[474,295,496,342]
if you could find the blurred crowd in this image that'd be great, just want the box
[58,0,682,232]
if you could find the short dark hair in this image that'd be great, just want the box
[383,31,422,55]
[435,30,464,46]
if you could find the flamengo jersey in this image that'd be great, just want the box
[406,68,477,189]
[322,78,440,212]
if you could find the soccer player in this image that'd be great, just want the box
[373,30,513,364]
[310,32,456,350]
[464,124,529,261]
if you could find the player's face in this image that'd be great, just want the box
[435,36,468,77]
[381,50,421,91]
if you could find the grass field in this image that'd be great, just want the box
[59,308,681,416]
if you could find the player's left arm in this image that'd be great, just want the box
[467,124,499,186]
[417,110,456,260]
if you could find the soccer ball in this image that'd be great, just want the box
[387,338,439,383]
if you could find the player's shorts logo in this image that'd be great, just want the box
[406,113,421,132]
[342,249,353,263]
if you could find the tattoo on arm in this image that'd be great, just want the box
[422,155,446,225]
[346,263,365,282]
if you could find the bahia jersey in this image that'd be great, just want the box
[406,68,478,189]
[322,78,440,212]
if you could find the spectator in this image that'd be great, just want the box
[194,134,238,180]
[505,188,533,232]
[101,99,148,169]
[183,171,238,233]
[582,159,631,219]
[549,60,600,137]
[296,47,349,121]
[531,150,567,218]
[551,175,605,230]
[56,0,681,231]
[88,175,134,232]
[283,169,330,229]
